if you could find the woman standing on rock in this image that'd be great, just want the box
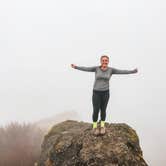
[71,55,138,136]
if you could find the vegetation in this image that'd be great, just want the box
[0,121,44,166]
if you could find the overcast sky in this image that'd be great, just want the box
[0,0,166,165]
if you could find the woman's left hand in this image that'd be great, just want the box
[133,68,138,73]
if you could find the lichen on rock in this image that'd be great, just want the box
[37,120,148,166]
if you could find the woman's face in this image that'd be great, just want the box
[100,57,109,67]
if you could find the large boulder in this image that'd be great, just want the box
[37,120,148,166]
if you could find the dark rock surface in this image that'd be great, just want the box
[37,120,148,166]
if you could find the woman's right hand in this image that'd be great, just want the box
[71,64,76,68]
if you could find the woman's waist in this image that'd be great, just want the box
[93,89,109,93]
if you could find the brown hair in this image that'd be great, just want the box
[100,55,109,61]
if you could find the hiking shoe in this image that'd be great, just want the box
[100,127,106,135]
[93,128,100,136]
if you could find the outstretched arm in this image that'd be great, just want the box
[111,67,138,74]
[71,64,97,72]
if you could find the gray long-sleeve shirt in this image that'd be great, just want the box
[75,65,135,91]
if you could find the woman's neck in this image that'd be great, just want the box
[100,65,108,71]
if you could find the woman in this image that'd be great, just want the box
[71,55,138,136]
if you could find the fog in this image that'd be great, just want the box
[0,0,166,165]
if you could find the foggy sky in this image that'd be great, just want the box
[0,0,166,165]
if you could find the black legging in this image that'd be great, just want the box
[92,89,110,122]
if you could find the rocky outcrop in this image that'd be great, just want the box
[37,120,148,166]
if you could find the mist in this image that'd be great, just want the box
[0,0,166,165]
